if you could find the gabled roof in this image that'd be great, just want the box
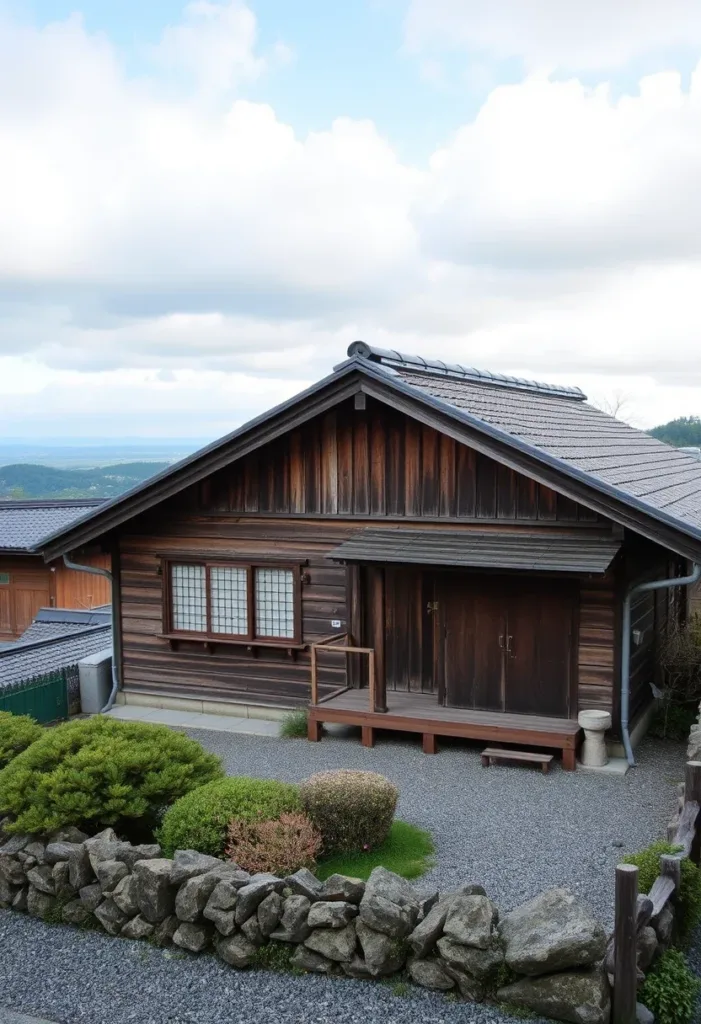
[36,343,701,564]
[0,499,105,553]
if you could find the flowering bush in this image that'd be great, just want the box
[225,812,322,876]
[300,770,398,856]
[158,776,301,857]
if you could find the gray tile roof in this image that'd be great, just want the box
[0,623,111,688]
[0,500,104,552]
[386,366,701,534]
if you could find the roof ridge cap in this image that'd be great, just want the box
[346,341,587,401]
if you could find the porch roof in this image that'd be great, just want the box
[326,528,621,574]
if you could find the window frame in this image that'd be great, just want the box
[163,558,302,646]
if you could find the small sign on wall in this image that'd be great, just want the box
[331,619,342,629]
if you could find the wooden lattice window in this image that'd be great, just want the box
[164,560,301,644]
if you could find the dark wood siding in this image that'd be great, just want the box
[119,519,352,708]
[577,576,616,715]
[205,399,601,524]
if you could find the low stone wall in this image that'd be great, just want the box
[0,822,671,1024]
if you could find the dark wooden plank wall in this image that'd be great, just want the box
[204,398,601,524]
[119,519,353,708]
[577,576,616,714]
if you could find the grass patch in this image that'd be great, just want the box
[315,820,435,881]
[251,941,299,973]
[279,710,309,739]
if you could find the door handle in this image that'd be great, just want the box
[506,635,514,656]
[498,634,505,649]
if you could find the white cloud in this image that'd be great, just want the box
[152,1,266,95]
[1,3,701,436]
[0,11,419,310]
[417,70,701,269]
[404,0,701,71]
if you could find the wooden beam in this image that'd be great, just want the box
[613,864,638,1024]
[367,566,387,713]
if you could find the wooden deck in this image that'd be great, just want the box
[308,688,582,770]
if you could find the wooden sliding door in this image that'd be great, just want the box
[439,574,574,718]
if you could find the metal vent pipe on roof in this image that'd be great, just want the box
[62,554,119,713]
[620,561,701,766]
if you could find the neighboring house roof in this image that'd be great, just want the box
[15,607,112,645]
[0,607,111,687]
[0,499,105,553]
[35,343,701,564]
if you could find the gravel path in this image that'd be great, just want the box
[0,730,686,1024]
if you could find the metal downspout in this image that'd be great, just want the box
[62,553,120,713]
[621,561,701,766]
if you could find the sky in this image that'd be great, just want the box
[2,1,701,438]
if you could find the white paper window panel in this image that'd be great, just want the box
[210,566,249,635]
[171,564,206,633]
[254,568,295,638]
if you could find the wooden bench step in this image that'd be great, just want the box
[481,747,554,774]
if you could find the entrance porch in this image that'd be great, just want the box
[308,687,581,770]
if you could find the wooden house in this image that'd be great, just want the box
[39,345,701,767]
[0,500,111,640]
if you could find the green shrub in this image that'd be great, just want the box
[648,704,697,741]
[158,776,301,857]
[225,812,322,875]
[640,949,700,1024]
[623,841,701,941]
[0,711,43,768]
[0,716,223,835]
[279,709,309,739]
[300,769,398,856]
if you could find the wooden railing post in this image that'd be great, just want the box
[613,864,638,1024]
[368,652,376,713]
[685,761,701,864]
[310,645,318,707]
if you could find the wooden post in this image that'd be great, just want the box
[613,864,638,1024]
[685,761,701,803]
[685,761,701,864]
[368,651,376,714]
[368,566,387,713]
[310,645,318,707]
[660,854,682,893]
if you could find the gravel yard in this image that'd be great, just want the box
[187,727,687,923]
[0,729,687,1024]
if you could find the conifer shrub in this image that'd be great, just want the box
[0,711,43,769]
[158,776,302,857]
[0,715,223,834]
[300,769,398,856]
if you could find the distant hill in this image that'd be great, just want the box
[0,462,171,499]
[650,416,701,448]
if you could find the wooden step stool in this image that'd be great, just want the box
[481,747,554,774]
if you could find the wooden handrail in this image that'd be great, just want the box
[612,760,701,1024]
[309,639,377,713]
[313,632,348,647]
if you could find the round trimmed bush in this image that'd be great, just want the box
[0,711,43,769]
[0,715,223,835]
[300,769,398,856]
[158,776,302,857]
